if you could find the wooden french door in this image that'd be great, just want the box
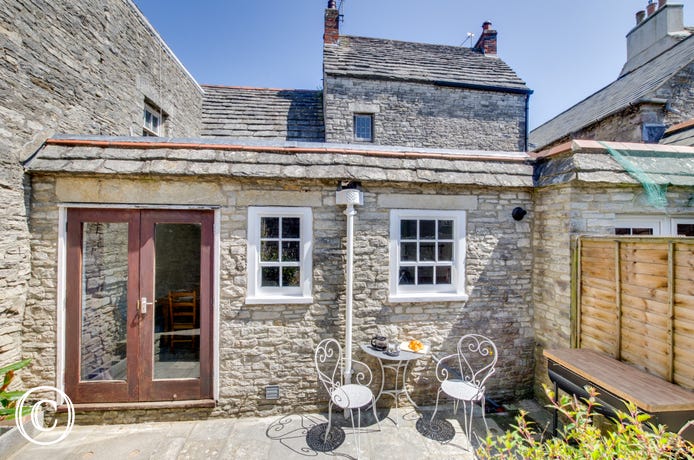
[65,208,213,403]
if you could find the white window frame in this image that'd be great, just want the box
[246,207,313,304]
[353,113,373,142]
[614,216,663,236]
[143,103,162,136]
[389,209,467,303]
[614,216,694,236]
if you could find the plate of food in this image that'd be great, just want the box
[400,339,430,354]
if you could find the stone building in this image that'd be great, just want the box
[5,0,694,423]
[0,0,202,370]
[529,1,694,151]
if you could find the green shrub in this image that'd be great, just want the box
[0,359,31,421]
[477,385,694,460]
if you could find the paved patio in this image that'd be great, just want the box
[7,401,551,460]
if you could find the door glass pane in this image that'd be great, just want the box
[154,223,201,380]
[81,222,128,381]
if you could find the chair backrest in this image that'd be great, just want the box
[456,334,498,392]
[169,290,197,326]
[314,338,343,396]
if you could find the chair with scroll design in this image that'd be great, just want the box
[430,334,498,444]
[168,290,197,351]
[314,338,380,458]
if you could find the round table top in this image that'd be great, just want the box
[360,343,427,361]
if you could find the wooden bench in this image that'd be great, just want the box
[544,348,694,440]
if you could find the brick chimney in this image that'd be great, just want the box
[473,21,497,55]
[324,0,339,45]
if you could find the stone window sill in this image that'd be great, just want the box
[388,293,469,303]
[245,295,313,305]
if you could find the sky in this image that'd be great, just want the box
[132,0,694,130]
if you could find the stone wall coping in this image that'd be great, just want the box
[532,139,694,159]
[37,136,530,162]
[26,137,534,187]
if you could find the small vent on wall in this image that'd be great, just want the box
[265,385,280,400]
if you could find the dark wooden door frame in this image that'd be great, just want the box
[65,208,214,403]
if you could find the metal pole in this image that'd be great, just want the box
[344,202,356,384]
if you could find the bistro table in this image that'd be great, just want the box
[360,342,429,425]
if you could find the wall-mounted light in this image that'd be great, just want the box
[336,180,363,206]
[512,207,527,221]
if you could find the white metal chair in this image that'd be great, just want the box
[430,334,498,444]
[314,338,380,457]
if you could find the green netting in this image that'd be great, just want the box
[599,142,669,209]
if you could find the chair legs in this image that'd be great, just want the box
[324,398,380,459]
[430,393,487,448]
[430,388,443,423]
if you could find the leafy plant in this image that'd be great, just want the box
[0,359,31,421]
[477,385,694,459]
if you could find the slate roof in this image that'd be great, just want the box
[661,119,694,147]
[534,140,694,187]
[529,35,694,151]
[201,86,325,142]
[323,36,530,93]
[24,135,533,188]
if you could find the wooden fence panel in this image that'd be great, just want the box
[576,237,694,391]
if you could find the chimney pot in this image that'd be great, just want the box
[482,21,492,30]
[328,0,336,8]
[636,10,646,24]
[646,1,657,16]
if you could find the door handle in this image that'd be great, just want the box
[139,296,154,315]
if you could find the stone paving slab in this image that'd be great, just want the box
[7,402,551,460]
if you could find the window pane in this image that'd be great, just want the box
[436,266,451,284]
[633,228,653,235]
[418,266,434,284]
[261,217,279,238]
[81,222,128,381]
[261,241,279,261]
[438,220,453,239]
[282,267,300,287]
[261,267,280,287]
[354,114,372,141]
[282,217,300,239]
[420,220,435,239]
[420,242,435,261]
[401,242,417,261]
[677,224,694,237]
[398,267,415,285]
[438,242,453,261]
[615,227,631,235]
[282,241,300,262]
[401,220,417,239]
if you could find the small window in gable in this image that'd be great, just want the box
[143,102,165,136]
[353,114,373,142]
[246,207,313,304]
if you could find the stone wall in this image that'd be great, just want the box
[531,180,694,397]
[324,76,527,151]
[27,174,535,417]
[0,0,202,368]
